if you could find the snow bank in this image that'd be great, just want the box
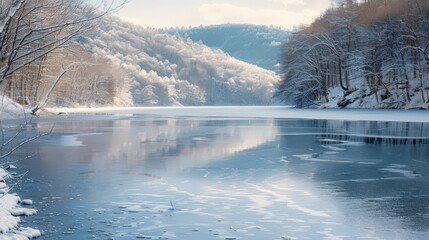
[0,167,40,239]
[319,81,429,110]
[0,95,40,238]
[0,96,31,120]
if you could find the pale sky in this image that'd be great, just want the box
[115,0,333,30]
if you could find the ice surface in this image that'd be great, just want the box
[12,108,429,239]
[381,164,420,178]
[48,106,429,123]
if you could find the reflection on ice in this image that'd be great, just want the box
[381,164,420,178]
[277,119,429,237]
[36,118,277,173]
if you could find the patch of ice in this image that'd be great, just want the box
[304,159,353,164]
[279,156,289,164]
[320,139,343,143]
[323,151,340,155]
[15,227,41,239]
[321,145,346,151]
[292,153,320,160]
[322,177,405,184]
[60,135,83,147]
[192,137,210,141]
[340,141,365,147]
[381,166,419,178]
[293,154,352,164]
[357,162,377,165]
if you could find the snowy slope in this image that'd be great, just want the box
[320,80,429,110]
[168,24,289,72]
[82,18,280,106]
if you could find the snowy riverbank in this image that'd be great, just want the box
[0,167,40,239]
[318,84,429,110]
[0,96,41,239]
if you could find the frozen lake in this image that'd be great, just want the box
[13,107,429,239]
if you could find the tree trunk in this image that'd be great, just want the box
[338,58,349,91]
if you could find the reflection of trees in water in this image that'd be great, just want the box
[39,118,277,173]
[280,119,429,145]
[276,119,429,232]
[326,121,429,145]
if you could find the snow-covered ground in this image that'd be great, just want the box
[0,168,40,239]
[319,80,429,110]
[0,96,31,120]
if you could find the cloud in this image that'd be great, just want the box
[282,0,306,8]
[198,2,330,29]
[115,0,332,29]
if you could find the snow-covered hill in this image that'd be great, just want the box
[168,24,289,72]
[81,18,280,106]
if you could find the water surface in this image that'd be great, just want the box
[14,108,429,239]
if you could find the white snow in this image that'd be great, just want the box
[0,1,25,34]
[9,208,37,217]
[319,78,429,110]
[0,168,40,239]
[84,17,280,106]
[0,95,31,120]
[20,200,32,206]
[6,165,17,170]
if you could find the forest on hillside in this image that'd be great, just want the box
[169,24,289,71]
[86,18,279,106]
[0,0,133,111]
[1,0,281,109]
[276,0,429,109]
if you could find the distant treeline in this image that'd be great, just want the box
[276,0,429,108]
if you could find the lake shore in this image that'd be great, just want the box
[0,166,41,239]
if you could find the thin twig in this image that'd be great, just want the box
[0,171,29,199]
[1,153,37,168]
[0,132,48,160]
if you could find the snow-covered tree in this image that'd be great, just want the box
[0,0,127,110]
[276,0,429,109]
[83,16,280,106]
